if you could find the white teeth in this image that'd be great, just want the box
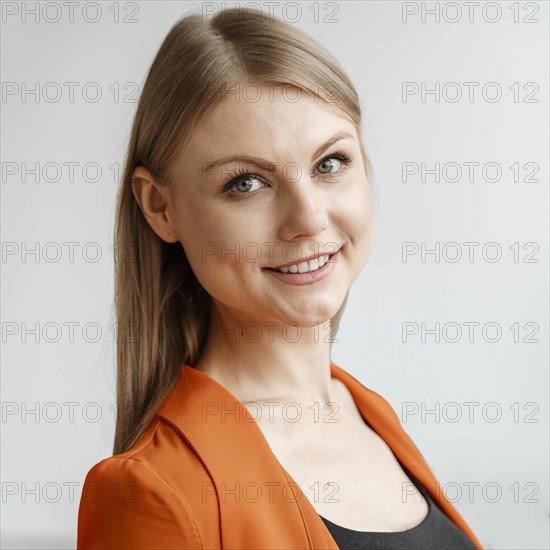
[273,254,330,274]
[297,261,310,274]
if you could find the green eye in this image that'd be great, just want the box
[229,176,263,194]
[318,157,341,174]
[317,151,353,175]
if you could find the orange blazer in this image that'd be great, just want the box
[77,362,484,549]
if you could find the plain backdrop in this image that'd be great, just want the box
[1,1,548,548]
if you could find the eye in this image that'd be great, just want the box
[318,158,340,174]
[315,151,353,176]
[221,168,267,198]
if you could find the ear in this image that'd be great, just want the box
[131,166,179,244]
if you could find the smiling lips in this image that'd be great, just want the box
[270,253,333,274]
[263,246,342,273]
[262,248,341,286]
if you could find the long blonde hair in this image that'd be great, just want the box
[113,7,371,455]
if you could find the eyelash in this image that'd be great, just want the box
[221,149,354,199]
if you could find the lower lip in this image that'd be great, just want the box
[262,250,341,286]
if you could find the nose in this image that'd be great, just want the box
[277,171,329,241]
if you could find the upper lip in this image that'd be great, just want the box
[266,246,342,270]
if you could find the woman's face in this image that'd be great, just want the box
[164,84,373,329]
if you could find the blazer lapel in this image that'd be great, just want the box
[330,364,483,549]
[157,362,482,550]
[157,363,337,549]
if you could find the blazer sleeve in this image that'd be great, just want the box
[77,456,203,549]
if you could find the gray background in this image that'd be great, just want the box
[1,1,548,548]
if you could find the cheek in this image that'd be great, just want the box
[334,176,372,235]
[356,185,373,233]
[174,199,265,285]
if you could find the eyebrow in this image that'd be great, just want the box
[201,131,355,177]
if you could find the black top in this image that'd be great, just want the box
[319,463,477,550]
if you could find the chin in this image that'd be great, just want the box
[284,305,342,330]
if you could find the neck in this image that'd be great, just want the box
[193,308,339,409]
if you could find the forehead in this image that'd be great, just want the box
[186,84,357,159]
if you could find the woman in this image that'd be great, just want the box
[77,7,483,549]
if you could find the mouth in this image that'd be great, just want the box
[262,246,342,275]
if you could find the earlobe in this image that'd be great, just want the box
[131,166,179,243]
